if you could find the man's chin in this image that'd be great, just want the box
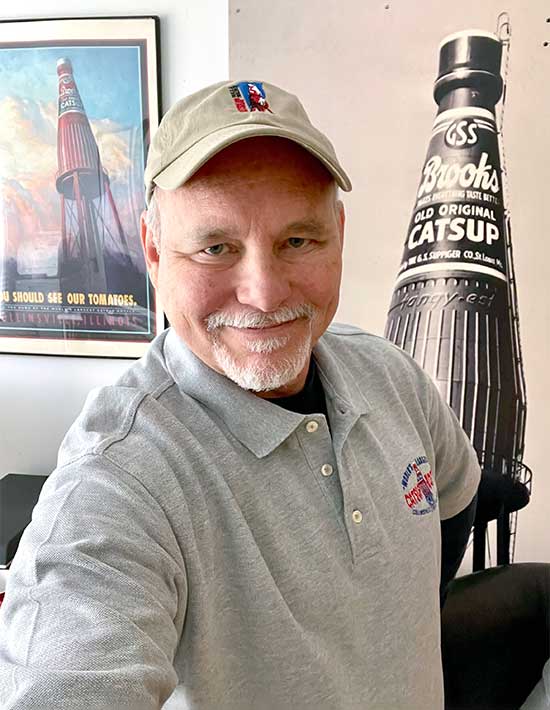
[224,368,304,394]
[212,342,312,394]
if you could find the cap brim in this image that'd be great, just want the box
[149,123,352,202]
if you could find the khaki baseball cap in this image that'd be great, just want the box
[144,79,352,205]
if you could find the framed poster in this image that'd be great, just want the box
[0,16,162,357]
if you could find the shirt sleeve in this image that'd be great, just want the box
[0,455,187,710]
[425,372,481,521]
[521,660,550,710]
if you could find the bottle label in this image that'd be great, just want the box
[58,72,85,116]
[396,107,508,285]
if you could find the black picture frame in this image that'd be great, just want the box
[0,16,162,357]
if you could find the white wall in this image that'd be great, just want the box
[0,0,228,476]
[229,0,550,565]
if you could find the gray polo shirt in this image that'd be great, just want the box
[0,324,480,710]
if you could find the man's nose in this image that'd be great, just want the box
[234,252,292,312]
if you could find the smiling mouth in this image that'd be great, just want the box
[230,319,297,332]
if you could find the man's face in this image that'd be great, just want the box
[142,137,345,398]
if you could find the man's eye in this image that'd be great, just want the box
[203,244,227,256]
[287,237,308,248]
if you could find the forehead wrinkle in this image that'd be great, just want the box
[178,181,336,226]
[159,173,338,247]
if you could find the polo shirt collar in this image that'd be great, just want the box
[163,328,369,458]
[314,335,371,418]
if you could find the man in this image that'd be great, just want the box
[0,80,479,709]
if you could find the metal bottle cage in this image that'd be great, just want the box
[491,12,533,562]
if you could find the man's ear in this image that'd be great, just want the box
[140,210,160,289]
[336,200,345,248]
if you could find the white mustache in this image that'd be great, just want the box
[205,304,315,331]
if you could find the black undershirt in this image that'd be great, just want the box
[269,358,329,420]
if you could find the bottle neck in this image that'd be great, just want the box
[437,87,497,115]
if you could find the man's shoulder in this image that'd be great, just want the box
[58,332,177,467]
[324,322,399,351]
[319,322,433,399]
[323,322,420,369]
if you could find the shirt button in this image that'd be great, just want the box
[306,420,318,433]
[352,509,363,524]
[321,463,333,477]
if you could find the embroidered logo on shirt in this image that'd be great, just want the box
[228,82,273,113]
[401,456,438,516]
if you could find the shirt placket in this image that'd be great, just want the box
[331,409,386,566]
[295,415,348,536]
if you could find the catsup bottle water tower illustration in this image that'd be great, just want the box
[384,29,531,568]
[55,57,130,296]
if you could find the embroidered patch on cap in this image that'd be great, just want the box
[401,456,438,516]
[228,82,273,113]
